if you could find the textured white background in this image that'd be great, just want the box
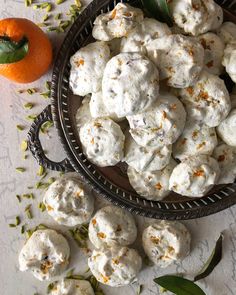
[1,1,236,295]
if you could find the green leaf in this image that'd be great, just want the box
[141,0,173,26]
[194,234,223,282]
[154,276,206,295]
[0,36,29,64]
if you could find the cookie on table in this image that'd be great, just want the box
[179,71,231,127]
[49,279,95,295]
[102,52,159,118]
[127,158,177,201]
[120,17,171,55]
[70,41,110,96]
[142,221,191,268]
[88,205,137,248]
[79,117,125,167]
[124,133,172,172]
[217,21,236,45]
[168,0,223,36]
[88,246,142,287]
[43,174,94,226]
[92,3,144,41]
[19,229,70,281]
[173,120,218,160]
[198,32,225,75]
[169,155,220,198]
[127,92,186,147]
[146,34,204,88]
[213,143,236,184]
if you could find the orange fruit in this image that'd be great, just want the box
[0,18,53,83]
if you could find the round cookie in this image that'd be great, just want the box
[127,158,177,201]
[142,221,191,268]
[120,18,171,55]
[217,108,236,147]
[124,134,172,172]
[173,120,218,160]
[169,155,220,198]
[70,41,110,96]
[79,117,125,167]
[168,0,222,36]
[75,96,92,130]
[217,21,236,45]
[43,174,94,226]
[179,71,231,127]
[19,229,70,281]
[92,3,144,41]
[49,279,95,295]
[222,42,236,83]
[198,32,225,75]
[88,205,137,248]
[213,143,236,184]
[146,34,204,88]
[88,246,142,287]
[127,92,186,147]
[102,52,159,118]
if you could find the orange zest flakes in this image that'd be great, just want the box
[91,138,95,144]
[198,90,209,100]
[193,169,205,177]
[218,155,225,162]
[101,274,110,283]
[40,260,53,274]
[151,236,160,244]
[155,182,162,190]
[94,122,102,128]
[170,104,177,110]
[162,111,167,119]
[97,232,106,239]
[124,12,132,17]
[192,3,200,10]
[197,141,206,149]
[111,8,117,19]
[47,205,54,211]
[192,130,198,139]
[76,190,83,198]
[206,60,214,68]
[167,246,175,254]
[112,258,119,265]
[92,218,97,225]
[181,138,187,145]
[186,86,194,95]
[75,58,84,67]
[188,48,194,57]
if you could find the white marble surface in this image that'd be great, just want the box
[1,1,236,295]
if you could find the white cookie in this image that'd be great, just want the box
[88,205,137,248]
[19,229,70,281]
[217,21,236,45]
[142,221,191,268]
[146,34,204,88]
[79,117,125,167]
[88,246,142,287]
[179,71,231,127]
[222,42,236,83]
[127,92,186,147]
[43,174,94,226]
[127,158,177,201]
[213,143,236,184]
[120,18,171,55]
[49,279,95,295]
[70,41,110,96]
[124,133,172,172]
[169,0,222,36]
[92,3,144,41]
[102,52,159,118]
[173,120,218,160]
[169,155,220,198]
[75,96,92,130]
[198,32,225,75]
[89,91,122,121]
[217,108,236,147]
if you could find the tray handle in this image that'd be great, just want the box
[27,105,74,172]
